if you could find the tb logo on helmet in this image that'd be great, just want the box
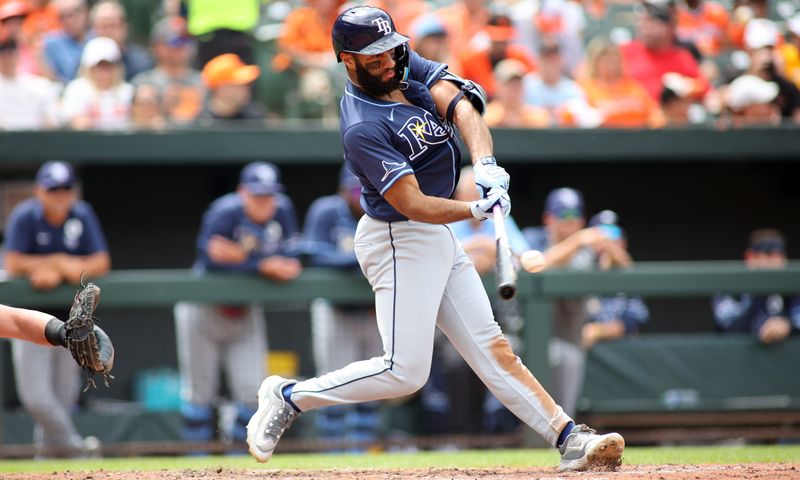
[372,17,391,36]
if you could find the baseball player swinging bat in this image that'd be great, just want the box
[493,204,517,299]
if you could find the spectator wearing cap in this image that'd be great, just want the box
[21,0,61,42]
[174,161,302,445]
[620,0,710,101]
[0,1,37,75]
[522,187,620,417]
[132,16,203,125]
[582,210,649,350]
[0,34,61,130]
[89,0,152,81]
[484,59,550,127]
[722,74,781,127]
[779,15,800,89]
[660,72,698,126]
[738,18,800,122]
[199,53,264,125]
[42,0,89,83]
[3,160,110,458]
[60,35,133,130]
[409,13,462,75]
[456,7,537,100]
[713,228,799,344]
[523,41,599,127]
[301,164,384,449]
[578,37,664,128]
[726,0,770,51]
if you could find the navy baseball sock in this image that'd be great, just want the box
[557,421,575,449]
[281,384,301,413]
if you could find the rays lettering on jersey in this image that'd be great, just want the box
[398,111,453,161]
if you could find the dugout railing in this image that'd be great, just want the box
[0,261,798,455]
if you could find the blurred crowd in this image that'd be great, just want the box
[1,0,800,131]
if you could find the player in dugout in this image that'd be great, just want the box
[245,6,624,472]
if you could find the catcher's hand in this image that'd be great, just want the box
[66,282,114,388]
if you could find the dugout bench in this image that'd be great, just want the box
[0,262,799,455]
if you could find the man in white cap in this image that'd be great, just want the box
[741,18,800,122]
[725,74,781,127]
[60,35,134,130]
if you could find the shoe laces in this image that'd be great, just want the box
[573,424,597,435]
[266,404,297,439]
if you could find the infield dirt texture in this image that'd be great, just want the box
[4,464,800,479]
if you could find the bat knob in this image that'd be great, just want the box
[499,285,516,300]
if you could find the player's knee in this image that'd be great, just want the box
[391,363,431,395]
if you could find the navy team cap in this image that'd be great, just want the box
[240,162,284,195]
[545,187,584,219]
[36,160,75,190]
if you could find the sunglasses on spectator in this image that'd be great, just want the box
[750,241,785,254]
[46,185,73,192]
[166,36,193,48]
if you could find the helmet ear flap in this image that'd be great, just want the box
[394,44,409,81]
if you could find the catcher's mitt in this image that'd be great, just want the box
[66,282,114,389]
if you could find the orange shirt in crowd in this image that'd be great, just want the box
[273,5,340,72]
[578,76,664,128]
[676,2,730,57]
[458,45,537,99]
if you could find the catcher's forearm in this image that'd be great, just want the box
[0,305,58,346]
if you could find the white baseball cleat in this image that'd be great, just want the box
[246,375,300,463]
[558,424,625,472]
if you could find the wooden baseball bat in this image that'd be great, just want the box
[493,204,517,300]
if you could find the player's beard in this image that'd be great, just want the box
[354,61,401,98]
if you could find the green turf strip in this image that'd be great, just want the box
[1,445,798,473]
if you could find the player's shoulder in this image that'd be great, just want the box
[5,198,40,228]
[70,199,99,217]
[206,193,243,217]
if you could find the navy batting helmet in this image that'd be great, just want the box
[332,6,410,75]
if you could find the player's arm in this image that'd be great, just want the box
[0,304,55,346]
[711,294,754,331]
[429,75,509,196]
[383,175,473,224]
[429,77,493,161]
[4,251,68,275]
